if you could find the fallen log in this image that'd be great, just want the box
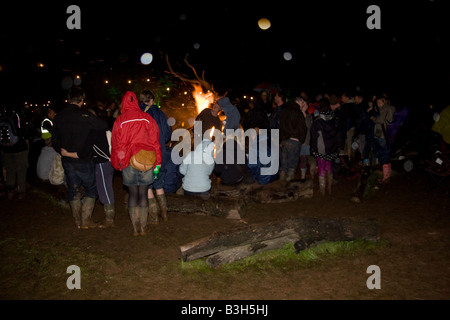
[178,216,380,267]
[212,179,314,203]
[205,234,299,268]
[166,194,246,219]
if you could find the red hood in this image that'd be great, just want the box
[121,91,140,113]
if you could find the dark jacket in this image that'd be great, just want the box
[77,130,110,164]
[139,103,172,146]
[269,103,286,130]
[0,109,28,154]
[247,132,279,185]
[52,104,109,162]
[162,145,182,194]
[279,101,307,143]
[243,104,269,131]
[354,102,371,136]
[214,139,249,186]
[140,102,172,170]
[195,108,222,136]
[310,111,338,161]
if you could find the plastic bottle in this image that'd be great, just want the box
[153,165,160,180]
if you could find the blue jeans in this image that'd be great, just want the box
[62,158,97,201]
[373,137,391,165]
[280,139,301,174]
[95,161,115,205]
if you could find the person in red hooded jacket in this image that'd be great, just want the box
[111,91,161,236]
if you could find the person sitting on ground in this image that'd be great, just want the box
[213,137,254,186]
[247,129,279,185]
[195,102,222,136]
[216,94,241,131]
[179,129,215,199]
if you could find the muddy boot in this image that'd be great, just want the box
[69,199,82,228]
[138,206,148,236]
[379,163,391,184]
[286,169,296,182]
[98,203,115,228]
[128,207,140,236]
[326,171,333,195]
[80,197,97,229]
[318,176,326,196]
[309,161,317,181]
[156,194,168,221]
[147,197,159,225]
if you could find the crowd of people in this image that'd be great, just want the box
[0,84,403,235]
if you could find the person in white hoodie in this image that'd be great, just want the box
[179,136,215,199]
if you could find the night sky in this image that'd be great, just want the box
[1,1,449,109]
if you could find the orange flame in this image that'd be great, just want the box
[192,84,214,115]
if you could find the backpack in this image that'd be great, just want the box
[48,153,65,185]
[0,112,21,147]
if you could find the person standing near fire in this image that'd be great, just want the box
[111,91,162,236]
[52,87,110,229]
[139,89,172,224]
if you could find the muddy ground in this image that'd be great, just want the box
[1,160,449,306]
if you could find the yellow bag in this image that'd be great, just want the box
[130,150,156,172]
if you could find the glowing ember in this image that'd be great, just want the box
[192,84,214,115]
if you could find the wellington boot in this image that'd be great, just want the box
[156,194,168,221]
[128,207,140,236]
[147,198,159,225]
[98,203,115,229]
[138,206,149,236]
[377,163,391,184]
[69,199,82,228]
[326,171,333,195]
[81,197,97,229]
[318,176,326,196]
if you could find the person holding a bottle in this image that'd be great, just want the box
[139,89,172,224]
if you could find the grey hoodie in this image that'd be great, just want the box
[217,97,241,131]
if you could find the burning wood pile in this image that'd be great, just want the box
[166,54,215,115]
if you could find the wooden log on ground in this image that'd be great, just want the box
[205,234,300,268]
[212,179,314,203]
[166,194,246,219]
[178,216,380,267]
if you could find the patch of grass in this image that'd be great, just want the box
[179,238,388,273]
[31,188,70,211]
[0,237,111,299]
